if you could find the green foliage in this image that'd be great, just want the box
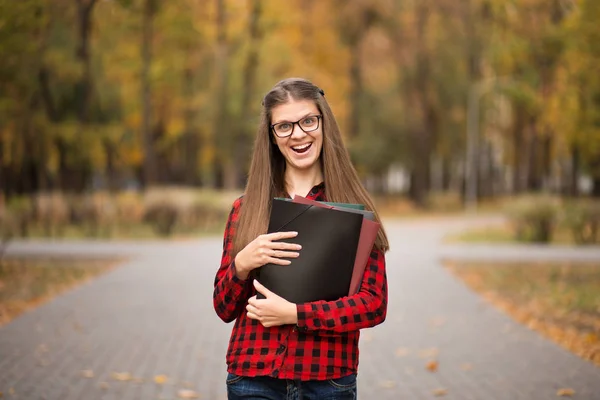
[1,0,599,198]
[505,195,560,243]
[563,199,600,245]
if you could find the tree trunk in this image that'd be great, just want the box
[75,0,96,124]
[348,44,362,140]
[74,0,97,192]
[408,1,432,208]
[213,0,230,189]
[234,0,263,188]
[591,156,600,197]
[141,0,157,187]
[183,57,198,186]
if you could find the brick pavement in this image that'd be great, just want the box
[1,217,599,400]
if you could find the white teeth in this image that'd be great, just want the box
[292,143,311,150]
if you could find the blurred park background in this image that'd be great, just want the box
[0,2,600,397]
[1,0,600,243]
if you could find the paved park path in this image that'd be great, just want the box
[1,216,600,400]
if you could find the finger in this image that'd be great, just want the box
[269,250,300,259]
[247,311,259,320]
[246,304,260,316]
[265,256,291,266]
[270,242,302,251]
[265,231,298,241]
[253,279,274,298]
[247,295,258,307]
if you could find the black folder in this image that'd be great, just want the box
[256,199,363,303]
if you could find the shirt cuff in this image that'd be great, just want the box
[296,303,315,331]
[227,261,250,292]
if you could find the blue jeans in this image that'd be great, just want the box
[226,373,357,400]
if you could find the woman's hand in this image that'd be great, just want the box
[246,280,298,327]
[234,231,301,280]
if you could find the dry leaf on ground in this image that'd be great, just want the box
[395,347,409,357]
[378,380,396,389]
[111,372,132,381]
[177,389,200,399]
[99,382,109,390]
[81,369,94,378]
[433,388,448,396]
[557,388,575,397]
[419,347,439,358]
[426,360,439,372]
[154,375,169,384]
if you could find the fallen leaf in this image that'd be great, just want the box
[111,372,132,381]
[585,333,598,344]
[99,382,109,390]
[460,363,473,371]
[395,347,409,357]
[154,375,169,385]
[81,370,94,378]
[433,388,448,396]
[557,388,575,397]
[178,389,200,399]
[378,380,396,389]
[8,388,14,395]
[426,360,438,372]
[419,347,439,358]
[37,359,49,367]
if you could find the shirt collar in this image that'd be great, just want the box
[307,182,325,200]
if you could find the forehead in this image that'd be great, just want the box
[271,99,319,123]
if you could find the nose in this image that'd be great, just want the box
[290,122,307,139]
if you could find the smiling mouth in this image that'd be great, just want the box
[291,143,312,154]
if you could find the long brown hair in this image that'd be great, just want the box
[233,78,389,256]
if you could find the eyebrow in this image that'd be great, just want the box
[272,112,318,125]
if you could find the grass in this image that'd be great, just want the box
[17,222,227,241]
[0,256,122,326]
[444,260,600,366]
[374,193,508,219]
[444,222,580,245]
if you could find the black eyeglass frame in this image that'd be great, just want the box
[270,115,322,138]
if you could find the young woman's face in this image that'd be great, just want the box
[270,98,323,173]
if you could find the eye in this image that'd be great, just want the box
[301,117,316,126]
[278,123,292,131]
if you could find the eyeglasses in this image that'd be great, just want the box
[270,115,322,138]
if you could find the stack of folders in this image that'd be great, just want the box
[256,196,381,304]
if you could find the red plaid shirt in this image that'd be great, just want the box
[213,183,388,381]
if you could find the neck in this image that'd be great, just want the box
[284,164,323,198]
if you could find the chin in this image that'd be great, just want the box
[287,158,318,171]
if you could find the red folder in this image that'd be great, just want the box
[292,196,380,295]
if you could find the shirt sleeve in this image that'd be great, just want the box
[295,248,387,333]
[213,197,253,323]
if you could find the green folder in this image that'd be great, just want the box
[274,197,365,210]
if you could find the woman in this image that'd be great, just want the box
[213,77,389,400]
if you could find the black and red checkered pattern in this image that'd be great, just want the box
[213,183,388,381]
